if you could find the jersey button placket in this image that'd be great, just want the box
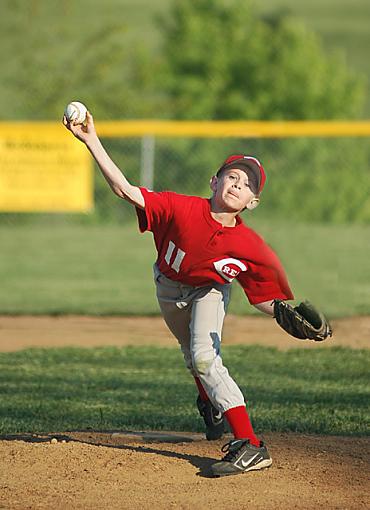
[209,228,223,247]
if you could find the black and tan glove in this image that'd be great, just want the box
[273,300,332,341]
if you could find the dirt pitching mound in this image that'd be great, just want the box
[0,431,369,509]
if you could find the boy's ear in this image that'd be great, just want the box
[246,197,260,210]
[210,175,218,192]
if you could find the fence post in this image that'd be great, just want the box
[140,135,155,189]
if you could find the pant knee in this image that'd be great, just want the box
[192,356,214,376]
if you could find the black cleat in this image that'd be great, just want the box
[211,439,272,477]
[196,395,225,441]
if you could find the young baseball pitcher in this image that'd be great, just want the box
[63,111,331,477]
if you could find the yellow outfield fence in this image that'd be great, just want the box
[94,120,370,138]
[0,120,369,221]
[1,120,370,138]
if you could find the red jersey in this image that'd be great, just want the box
[136,188,293,305]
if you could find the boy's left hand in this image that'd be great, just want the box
[273,300,332,341]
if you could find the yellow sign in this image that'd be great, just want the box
[0,125,92,212]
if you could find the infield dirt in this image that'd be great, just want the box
[0,315,369,509]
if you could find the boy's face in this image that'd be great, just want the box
[210,168,259,213]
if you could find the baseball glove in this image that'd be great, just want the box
[273,300,332,341]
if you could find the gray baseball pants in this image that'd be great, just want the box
[154,264,246,413]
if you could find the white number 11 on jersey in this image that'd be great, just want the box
[164,241,186,273]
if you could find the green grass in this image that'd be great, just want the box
[0,221,156,315]
[1,220,369,317]
[0,346,368,436]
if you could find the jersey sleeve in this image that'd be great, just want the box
[135,187,173,233]
[237,242,294,304]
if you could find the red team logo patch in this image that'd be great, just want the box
[213,258,247,283]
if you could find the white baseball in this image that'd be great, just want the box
[64,101,87,124]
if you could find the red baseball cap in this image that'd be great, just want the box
[216,154,266,194]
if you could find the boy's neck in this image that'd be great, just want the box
[210,209,238,227]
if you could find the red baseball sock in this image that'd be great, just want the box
[194,377,209,401]
[224,405,260,447]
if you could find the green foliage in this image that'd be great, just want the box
[160,0,365,120]
[0,0,366,121]
[0,346,368,435]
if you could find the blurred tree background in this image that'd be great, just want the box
[0,0,367,120]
